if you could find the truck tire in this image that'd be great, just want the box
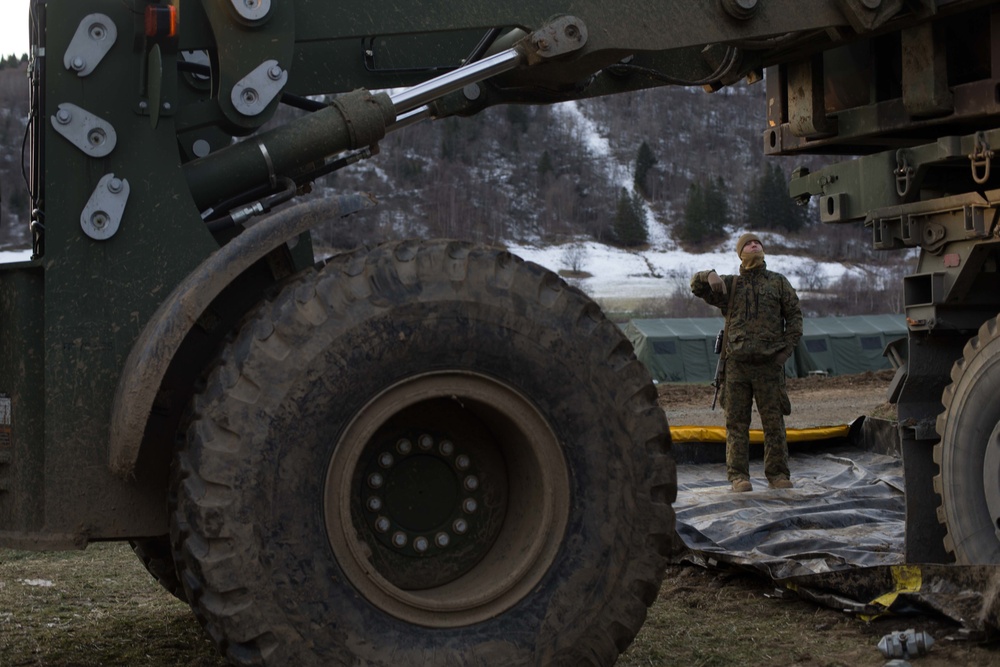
[129,537,187,602]
[935,315,1000,563]
[170,240,674,666]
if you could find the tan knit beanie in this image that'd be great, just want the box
[735,232,763,257]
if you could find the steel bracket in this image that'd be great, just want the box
[231,60,288,117]
[51,103,117,158]
[63,13,117,77]
[81,174,130,241]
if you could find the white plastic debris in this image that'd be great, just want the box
[877,629,934,659]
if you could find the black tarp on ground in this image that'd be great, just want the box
[673,444,1000,630]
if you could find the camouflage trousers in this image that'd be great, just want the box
[721,357,791,482]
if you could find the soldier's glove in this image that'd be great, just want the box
[774,348,792,366]
[707,271,726,295]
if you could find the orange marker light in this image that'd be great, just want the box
[145,5,178,39]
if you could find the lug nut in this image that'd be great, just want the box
[418,434,433,450]
[439,440,454,456]
[368,472,384,489]
[453,519,469,534]
[464,475,479,491]
[396,438,412,455]
[367,496,383,512]
[455,455,470,470]
[392,532,408,548]
[435,532,450,548]
[375,516,391,533]
[463,498,478,514]
[413,536,429,553]
[378,452,394,468]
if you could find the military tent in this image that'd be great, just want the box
[794,314,907,377]
[623,318,724,383]
[625,314,906,382]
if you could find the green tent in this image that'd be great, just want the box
[795,314,907,377]
[623,318,724,383]
[625,314,906,382]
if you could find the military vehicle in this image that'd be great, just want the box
[2,0,999,664]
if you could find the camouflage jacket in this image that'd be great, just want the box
[690,262,802,363]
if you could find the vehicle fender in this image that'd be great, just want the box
[108,194,376,477]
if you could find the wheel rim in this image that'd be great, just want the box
[323,371,570,627]
[982,420,1000,542]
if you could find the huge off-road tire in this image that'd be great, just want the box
[935,314,1000,563]
[170,240,674,666]
[130,536,187,602]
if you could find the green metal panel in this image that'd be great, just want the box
[0,265,46,540]
[37,1,221,540]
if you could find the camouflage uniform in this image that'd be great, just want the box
[691,261,802,484]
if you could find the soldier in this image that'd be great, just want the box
[690,232,803,492]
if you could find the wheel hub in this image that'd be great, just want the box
[323,371,569,627]
[362,433,486,561]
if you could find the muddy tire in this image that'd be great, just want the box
[170,241,674,666]
[130,537,187,602]
[935,315,1000,563]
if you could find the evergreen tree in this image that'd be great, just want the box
[746,163,809,233]
[678,177,728,244]
[612,188,648,247]
[633,141,658,198]
[537,150,554,179]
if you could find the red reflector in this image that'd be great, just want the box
[145,5,178,39]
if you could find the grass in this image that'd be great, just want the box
[0,543,223,666]
[2,546,996,666]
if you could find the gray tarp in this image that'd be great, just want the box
[674,443,1000,630]
[675,446,906,579]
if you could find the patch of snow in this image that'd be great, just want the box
[20,579,53,587]
[0,249,31,264]
[508,233,857,300]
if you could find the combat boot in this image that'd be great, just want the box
[731,479,752,493]
[768,476,794,489]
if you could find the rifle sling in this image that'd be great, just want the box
[720,275,739,365]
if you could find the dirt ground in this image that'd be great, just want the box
[625,369,1000,667]
[657,368,898,429]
